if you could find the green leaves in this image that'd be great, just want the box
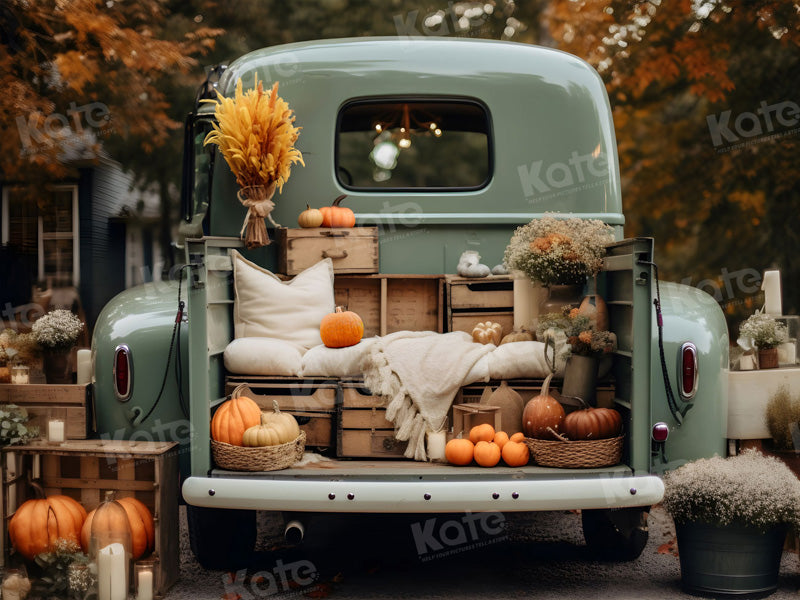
[0,404,39,447]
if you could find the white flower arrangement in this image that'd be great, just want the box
[738,312,787,350]
[663,449,800,531]
[503,215,614,286]
[31,310,84,351]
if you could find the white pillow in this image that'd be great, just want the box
[223,337,303,376]
[300,338,377,377]
[232,251,335,350]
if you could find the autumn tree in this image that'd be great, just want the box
[0,0,221,232]
[544,0,800,322]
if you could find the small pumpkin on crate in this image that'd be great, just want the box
[320,194,356,228]
[8,484,87,560]
[297,204,324,228]
[320,306,364,348]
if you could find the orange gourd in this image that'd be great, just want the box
[474,441,501,467]
[9,489,87,560]
[493,431,510,450]
[211,384,262,446]
[469,423,495,444]
[320,195,356,228]
[445,438,474,465]
[320,306,364,348]
[80,496,154,560]
[522,374,565,439]
[509,432,525,443]
[563,407,622,440]
[501,440,530,467]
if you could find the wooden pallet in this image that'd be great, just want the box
[0,383,92,439]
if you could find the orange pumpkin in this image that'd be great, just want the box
[320,195,356,228]
[320,306,364,348]
[493,431,510,450]
[501,440,530,467]
[80,496,155,560]
[509,432,525,443]
[522,374,565,439]
[9,493,87,560]
[474,441,501,467]
[563,407,622,440]
[469,423,495,444]
[445,438,474,465]
[211,384,262,446]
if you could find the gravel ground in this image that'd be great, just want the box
[166,505,800,600]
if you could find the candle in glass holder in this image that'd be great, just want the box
[47,419,65,443]
[11,365,29,385]
[426,429,447,462]
[134,560,156,600]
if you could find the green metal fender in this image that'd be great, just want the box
[650,281,729,472]
[92,280,192,475]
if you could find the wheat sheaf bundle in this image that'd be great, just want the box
[203,76,304,248]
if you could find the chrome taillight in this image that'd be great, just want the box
[113,344,132,401]
[677,342,698,401]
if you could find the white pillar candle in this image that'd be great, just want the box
[137,570,154,600]
[47,419,65,443]
[98,542,128,600]
[762,270,782,316]
[426,430,447,461]
[76,349,92,385]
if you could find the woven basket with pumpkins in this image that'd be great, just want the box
[523,374,623,468]
[211,384,305,471]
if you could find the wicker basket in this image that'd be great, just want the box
[525,435,623,469]
[211,431,306,472]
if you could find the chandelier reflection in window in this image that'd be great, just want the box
[369,104,442,181]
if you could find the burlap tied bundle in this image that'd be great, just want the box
[238,182,278,248]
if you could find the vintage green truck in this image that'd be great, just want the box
[91,37,728,569]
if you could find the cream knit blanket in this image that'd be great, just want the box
[361,330,495,461]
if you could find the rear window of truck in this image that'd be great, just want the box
[335,98,492,191]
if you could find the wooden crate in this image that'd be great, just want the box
[452,403,501,436]
[450,311,514,336]
[446,275,514,310]
[0,383,92,439]
[276,227,379,275]
[446,275,514,335]
[334,275,444,338]
[225,377,338,451]
[1,440,178,597]
[337,384,407,458]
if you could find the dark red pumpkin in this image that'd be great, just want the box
[563,407,622,440]
[522,374,565,439]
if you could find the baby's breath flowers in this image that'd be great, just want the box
[203,76,304,248]
[503,215,614,286]
[663,449,800,531]
[739,312,787,350]
[31,309,84,351]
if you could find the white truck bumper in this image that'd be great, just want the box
[182,474,664,513]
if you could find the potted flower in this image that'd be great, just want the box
[503,215,614,319]
[203,76,304,249]
[32,309,84,384]
[738,312,787,369]
[663,449,800,597]
[536,308,617,406]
